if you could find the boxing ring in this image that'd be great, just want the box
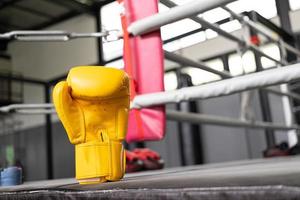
[1,0,300,199]
[1,157,300,199]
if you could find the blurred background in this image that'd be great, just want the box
[0,0,300,181]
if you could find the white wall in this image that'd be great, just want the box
[9,14,98,80]
[0,58,11,72]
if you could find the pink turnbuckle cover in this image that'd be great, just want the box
[119,0,165,142]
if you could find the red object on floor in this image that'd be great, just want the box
[118,0,166,142]
[132,148,161,161]
[132,148,164,171]
[126,148,164,173]
[125,150,143,173]
[264,148,290,157]
[263,142,290,157]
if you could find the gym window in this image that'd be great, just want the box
[181,58,223,85]
[228,51,256,76]
[289,0,300,11]
[164,72,178,91]
[260,43,281,69]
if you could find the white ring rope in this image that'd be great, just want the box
[1,62,300,112]
[131,63,300,108]
[127,0,235,35]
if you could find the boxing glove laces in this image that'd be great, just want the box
[53,66,130,184]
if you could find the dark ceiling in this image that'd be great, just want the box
[0,0,114,33]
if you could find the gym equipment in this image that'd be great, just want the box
[125,150,143,173]
[0,167,22,186]
[126,148,164,173]
[264,142,300,157]
[132,148,164,171]
[53,66,130,184]
[119,0,166,142]
[131,63,300,109]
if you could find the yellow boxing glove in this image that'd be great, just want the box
[53,66,129,184]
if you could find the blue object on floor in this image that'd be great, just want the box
[0,167,22,186]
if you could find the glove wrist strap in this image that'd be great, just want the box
[75,141,125,183]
